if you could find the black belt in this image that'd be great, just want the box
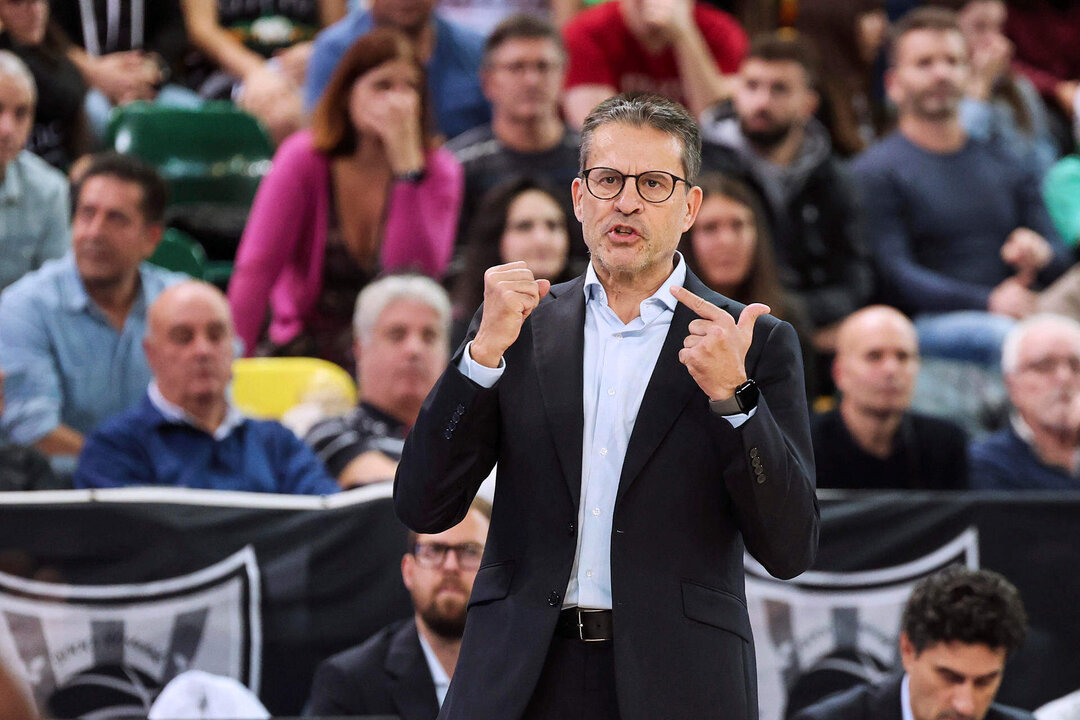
[555,607,613,642]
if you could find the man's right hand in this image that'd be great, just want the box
[469,262,551,368]
[988,275,1038,319]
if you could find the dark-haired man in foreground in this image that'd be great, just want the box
[792,566,1033,720]
[396,93,817,720]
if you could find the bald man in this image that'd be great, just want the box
[812,305,969,489]
[74,281,339,494]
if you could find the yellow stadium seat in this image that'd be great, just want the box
[231,357,356,420]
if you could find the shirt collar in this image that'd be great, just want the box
[148,381,246,441]
[583,252,686,323]
[901,674,915,720]
[416,630,451,707]
[61,256,155,316]
[0,154,22,204]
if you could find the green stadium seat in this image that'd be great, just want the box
[106,101,273,206]
[148,228,208,279]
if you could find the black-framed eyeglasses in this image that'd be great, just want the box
[581,166,689,203]
[412,542,484,570]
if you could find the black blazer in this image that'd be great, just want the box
[305,618,439,720]
[790,674,1037,720]
[395,269,820,720]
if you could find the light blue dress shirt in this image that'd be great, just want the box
[0,150,70,292]
[460,255,751,609]
[0,255,184,445]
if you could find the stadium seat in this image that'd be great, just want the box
[105,102,273,265]
[106,101,273,205]
[148,228,208,279]
[231,357,357,420]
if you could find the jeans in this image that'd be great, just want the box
[914,311,1016,369]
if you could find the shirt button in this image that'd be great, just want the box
[592,507,601,517]
[607,388,616,396]
[599,447,608,456]
[586,570,593,578]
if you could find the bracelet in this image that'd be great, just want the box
[394,168,425,183]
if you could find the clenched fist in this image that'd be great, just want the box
[469,262,551,368]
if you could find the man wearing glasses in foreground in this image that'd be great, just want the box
[306,499,490,718]
[395,93,818,720]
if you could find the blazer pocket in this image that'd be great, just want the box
[468,560,514,608]
[681,580,753,643]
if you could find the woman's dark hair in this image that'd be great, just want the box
[452,176,574,320]
[310,28,434,156]
[681,173,793,319]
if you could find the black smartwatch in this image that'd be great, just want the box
[709,379,759,415]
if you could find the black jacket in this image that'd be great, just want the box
[791,674,1037,720]
[700,119,874,328]
[395,269,819,720]
[305,618,439,720]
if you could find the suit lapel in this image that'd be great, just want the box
[532,276,587,508]
[616,271,729,505]
[386,621,440,720]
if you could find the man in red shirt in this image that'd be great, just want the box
[561,0,747,128]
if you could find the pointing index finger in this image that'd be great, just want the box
[671,285,726,321]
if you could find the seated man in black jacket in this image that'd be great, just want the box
[700,32,873,354]
[305,499,490,719]
[792,566,1032,720]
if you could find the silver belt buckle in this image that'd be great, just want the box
[577,608,607,642]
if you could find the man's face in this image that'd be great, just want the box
[370,0,439,35]
[900,634,1006,720]
[72,175,161,289]
[401,509,489,640]
[572,122,702,284]
[357,298,448,422]
[888,29,968,122]
[482,37,565,124]
[0,74,33,169]
[0,0,49,46]
[1006,324,1080,434]
[834,311,920,415]
[734,58,818,150]
[144,285,235,410]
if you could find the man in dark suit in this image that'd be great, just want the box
[395,93,819,720]
[791,566,1033,720]
[305,501,491,719]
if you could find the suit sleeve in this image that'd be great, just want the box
[721,318,819,580]
[395,309,501,534]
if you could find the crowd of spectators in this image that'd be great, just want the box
[0,0,1079,496]
[3,0,1080,715]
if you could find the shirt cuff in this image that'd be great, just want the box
[458,341,505,388]
[720,406,757,429]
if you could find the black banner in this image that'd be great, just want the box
[0,487,1077,717]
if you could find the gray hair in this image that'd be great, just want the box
[353,274,452,343]
[579,93,702,183]
[0,51,36,103]
[1001,313,1080,375]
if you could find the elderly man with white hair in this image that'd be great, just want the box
[305,274,452,488]
[0,50,69,292]
[969,313,1080,489]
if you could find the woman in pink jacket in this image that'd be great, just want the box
[228,29,463,368]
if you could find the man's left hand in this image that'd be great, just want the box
[671,286,769,401]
